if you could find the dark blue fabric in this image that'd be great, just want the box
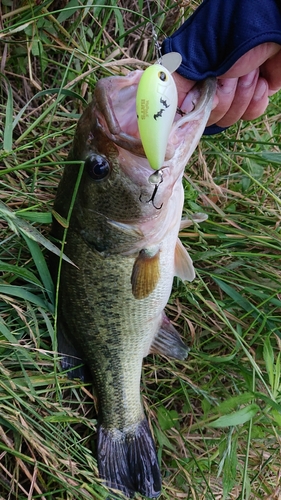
[203,124,227,135]
[162,0,281,134]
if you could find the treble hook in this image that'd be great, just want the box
[139,169,164,210]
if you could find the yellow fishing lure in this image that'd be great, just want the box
[136,64,178,171]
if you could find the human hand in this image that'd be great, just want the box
[174,42,281,128]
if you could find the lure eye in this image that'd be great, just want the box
[85,154,110,180]
[158,71,167,82]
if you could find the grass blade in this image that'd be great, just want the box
[1,72,13,152]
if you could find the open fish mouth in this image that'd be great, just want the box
[94,70,216,163]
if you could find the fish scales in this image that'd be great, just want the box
[56,224,177,427]
[50,71,216,498]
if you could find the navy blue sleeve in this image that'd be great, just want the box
[162,0,281,134]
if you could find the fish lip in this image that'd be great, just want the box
[95,70,145,156]
[95,73,216,162]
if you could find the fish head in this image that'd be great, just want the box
[64,71,216,254]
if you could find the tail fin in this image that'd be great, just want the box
[98,419,161,498]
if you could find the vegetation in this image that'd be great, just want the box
[1,1,281,498]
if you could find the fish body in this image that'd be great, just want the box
[51,71,216,498]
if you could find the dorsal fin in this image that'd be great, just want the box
[131,249,160,299]
[174,238,195,282]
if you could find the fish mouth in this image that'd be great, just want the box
[94,70,216,164]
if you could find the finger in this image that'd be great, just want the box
[207,78,237,125]
[260,49,281,94]
[173,72,196,106]
[215,69,259,127]
[241,77,269,120]
[221,43,281,79]
[173,72,218,115]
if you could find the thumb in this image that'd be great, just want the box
[173,72,219,112]
[173,72,196,106]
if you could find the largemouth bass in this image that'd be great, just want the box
[51,71,216,498]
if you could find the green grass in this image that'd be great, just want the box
[1,1,281,499]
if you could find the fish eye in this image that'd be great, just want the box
[85,154,110,181]
[158,71,167,82]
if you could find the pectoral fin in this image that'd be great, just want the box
[107,219,144,238]
[180,212,208,230]
[174,238,195,282]
[57,319,90,381]
[150,313,189,360]
[131,249,160,299]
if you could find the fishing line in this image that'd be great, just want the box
[145,0,162,63]
[144,0,182,73]
[144,0,186,119]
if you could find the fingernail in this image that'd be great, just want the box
[181,87,200,113]
[253,79,267,100]
[217,78,237,94]
[239,69,257,88]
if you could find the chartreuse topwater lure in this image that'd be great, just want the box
[136,53,182,171]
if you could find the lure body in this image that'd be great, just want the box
[136,64,178,170]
